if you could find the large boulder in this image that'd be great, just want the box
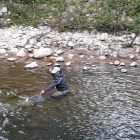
[33,48,52,58]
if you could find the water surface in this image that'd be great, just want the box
[0,60,140,140]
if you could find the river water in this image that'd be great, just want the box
[0,60,140,140]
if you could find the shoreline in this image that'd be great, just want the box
[0,25,139,70]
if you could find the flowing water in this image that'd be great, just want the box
[0,60,140,140]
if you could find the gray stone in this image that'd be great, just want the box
[25,62,38,68]
[114,61,120,66]
[130,62,137,67]
[120,63,125,66]
[121,69,127,73]
[33,48,52,58]
[16,48,26,57]
[56,56,64,62]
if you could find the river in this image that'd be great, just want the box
[0,60,140,140]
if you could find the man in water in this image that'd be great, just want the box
[40,67,68,98]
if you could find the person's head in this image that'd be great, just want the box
[51,67,60,76]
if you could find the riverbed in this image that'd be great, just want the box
[0,60,140,140]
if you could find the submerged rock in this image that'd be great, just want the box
[25,62,38,68]
[7,58,17,61]
[121,69,127,73]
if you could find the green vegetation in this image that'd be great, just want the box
[0,0,140,37]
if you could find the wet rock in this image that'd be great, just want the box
[33,48,52,58]
[121,69,127,73]
[54,63,60,67]
[25,62,38,68]
[114,61,120,66]
[83,66,91,70]
[16,48,26,57]
[46,63,52,66]
[66,62,71,66]
[120,63,125,66]
[56,56,64,62]
[109,62,113,65]
[130,62,137,67]
[7,58,17,61]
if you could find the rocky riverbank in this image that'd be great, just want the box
[0,25,140,71]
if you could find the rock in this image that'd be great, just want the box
[0,49,6,54]
[56,56,64,62]
[83,66,91,70]
[80,55,84,58]
[33,48,52,58]
[25,45,33,49]
[55,50,64,55]
[130,62,137,67]
[29,54,34,58]
[121,69,127,73]
[25,62,38,68]
[7,58,17,61]
[130,55,135,59]
[68,54,74,59]
[131,33,135,38]
[66,62,71,66]
[136,48,140,53]
[68,41,75,47]
[54,63,60,67]
[120,63,125,66]
[10,48,18,53]
[110,52,118,59]
[46,63,52,66]
[5,54,8,56]
[53,54,58,57]
[100,33,108,41]
[109,62,113,65]
[16,48,26,57]
[114,61,120,66]
[99,56,106,60]
[29,38,37,45]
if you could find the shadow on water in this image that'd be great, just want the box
[0,60,140,140]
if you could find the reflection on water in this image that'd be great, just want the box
[0,60,140,140]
